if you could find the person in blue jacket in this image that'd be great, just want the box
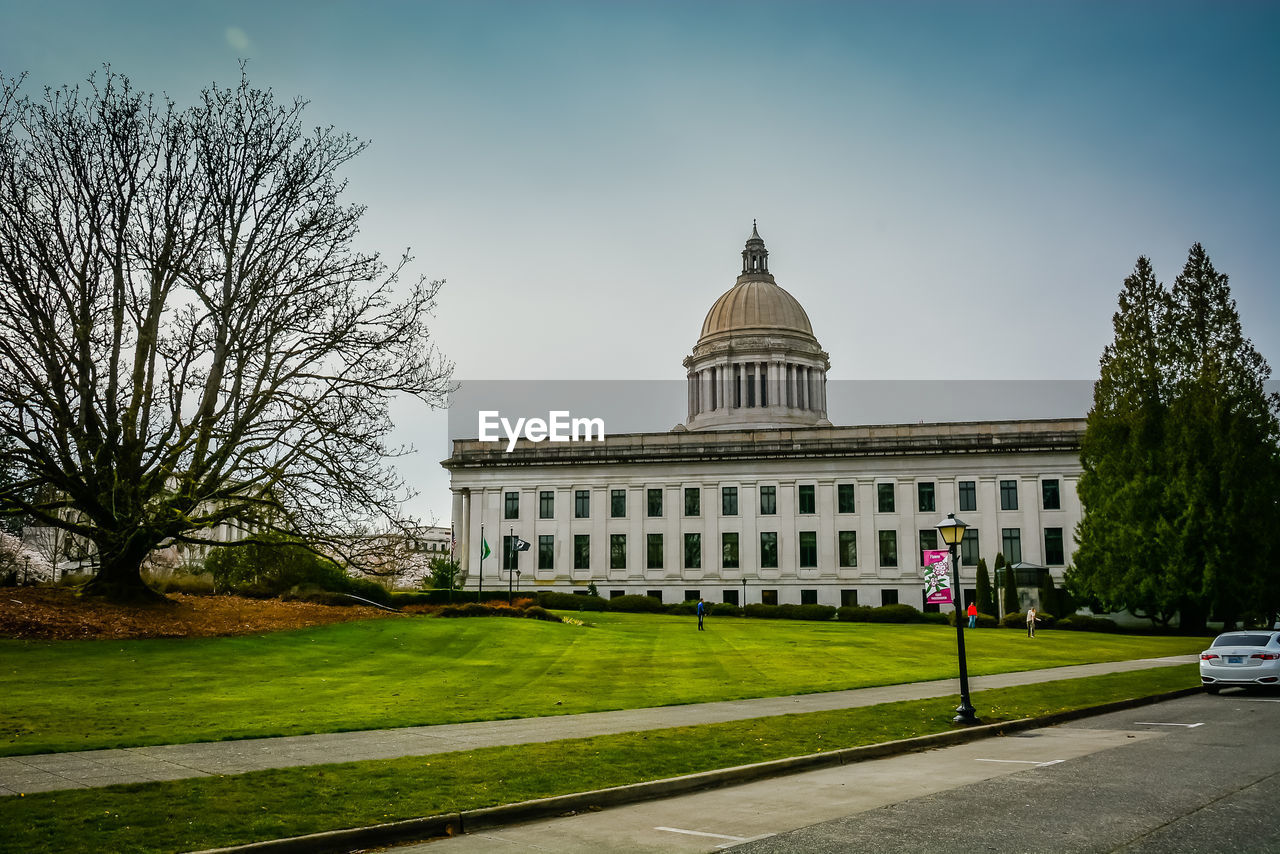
[696,598,706,631]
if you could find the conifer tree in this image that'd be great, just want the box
[975,558,994,616]
[1073,245,1280,630]
[997,552,1018,616]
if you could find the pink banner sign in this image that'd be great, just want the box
[922,549,952,604]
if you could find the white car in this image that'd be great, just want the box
[1200,631,1280,693]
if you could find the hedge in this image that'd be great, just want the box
[1002,610,1057,629]
[536,591,609,611]
[946,611,1000,629]
[1056,614,1119,632]
[605,594,667,613]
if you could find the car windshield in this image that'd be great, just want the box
[1211,633,1275,647]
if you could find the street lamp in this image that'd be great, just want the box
[936,512,977,724]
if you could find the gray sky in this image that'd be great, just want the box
[3,1,1277,525]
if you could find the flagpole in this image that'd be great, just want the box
[478,523,484,603]
[509,526,514,605]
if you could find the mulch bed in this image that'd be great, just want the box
[0,587,402,640]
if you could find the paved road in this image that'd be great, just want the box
[0,656,1193,796]
[398,689,1280,853]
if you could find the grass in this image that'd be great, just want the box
[0,665,1199,854]
[0,612,1205,755]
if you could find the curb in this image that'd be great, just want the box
[191,686,1201,854]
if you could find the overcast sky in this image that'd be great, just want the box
[3,1,1277,525]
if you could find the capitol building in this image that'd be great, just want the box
[444,227,1083,610]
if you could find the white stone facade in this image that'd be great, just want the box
[445,420,1083,609]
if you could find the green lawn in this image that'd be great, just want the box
[0,612,1205,756]
[0,666,1199,854]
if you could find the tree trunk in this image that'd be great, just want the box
[78,543,169,604]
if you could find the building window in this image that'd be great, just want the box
[646,589,663,603]
[918,482,935,513]
[647,533,663,569]
[647,488,663,518]
[841,589,858,607]
[958,481,976,512]
[760,485,777,515]
[881,589,899,606]
[1043,479,1061,510]
[837,483,856,514]
[503,535,519,571]
[799,531,818,568]
[762,589,778,606]
[760,532,778,568]
[919,529,938,558]
[1000,480,1018,511]
[722,589,739,606]
[538,535,554,571]
[838,531,857,567]
[684,487,700,516]
[610,534,626,570]
[722,487,738,516]
[573,534,590,570]
[800,589,818,605]
[877,483,895,513]
[684,589,700,603]
[1002,528,1022,564]
[878,530,898,567]
[798,484,816,514]
[539,491,554,519]
[574,489,590,519]
[1045,528,1065,565]
[684,533,701,569]
[722,532,739,568]
[961,529,980,566]
[504,491,519,520]
[611,489,626,518]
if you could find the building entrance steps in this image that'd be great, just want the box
[0,655,1196,796]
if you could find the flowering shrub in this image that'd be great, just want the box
[0,532,53,585]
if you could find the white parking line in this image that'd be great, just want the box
[1233,698,1280,703]
[656,826,748,842]
[1133,721,1203,728]
[974,758,1065,767]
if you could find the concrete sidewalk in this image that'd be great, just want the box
[0,655,1195,797]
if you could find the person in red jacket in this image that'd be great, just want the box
[966,601,978,629]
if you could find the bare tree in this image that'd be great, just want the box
[0,68,452,600]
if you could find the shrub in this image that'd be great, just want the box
[836,605,873,622]
[744,603,780,619]
[153,574,215,596]
[777,603,837,621]
[1002,610,1057,629]
[863,603,928,623]
[537,591,608,612]
[1057,614,1118,632]
[436,602,561,622]
[710,602,741,617]
[921,610,949,625]
[946,611,999,628]
[606,594,665,613]
[667,602,698,615]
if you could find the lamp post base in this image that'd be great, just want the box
[953,701,978,725]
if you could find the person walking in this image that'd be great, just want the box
[966,601,978,629]
[1026,606,1038,638]
[696,598,706,631]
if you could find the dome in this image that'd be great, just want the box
[699,279,815,341]
[682,224,831,432]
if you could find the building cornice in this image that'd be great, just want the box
[443,418,1086,471]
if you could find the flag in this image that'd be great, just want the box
[513,537,531,552]
[481,537,491,561]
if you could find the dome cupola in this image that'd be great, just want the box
[683,225,830,431]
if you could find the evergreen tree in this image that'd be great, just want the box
[975,558,994,615]
[997,552,1018,616]
[1038,572,1056,615]
[1073,245,1280,630]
